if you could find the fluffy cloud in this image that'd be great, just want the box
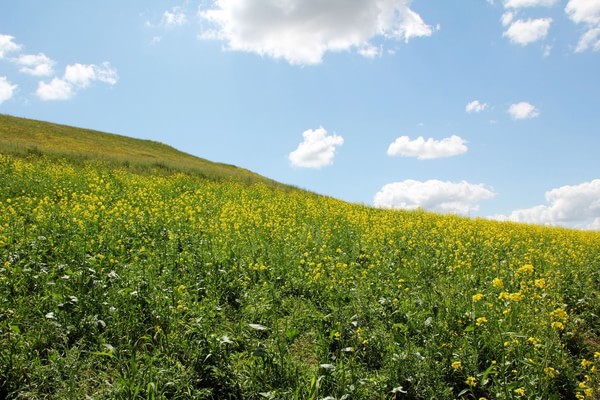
[493,179,600,229]
[161,6,187,28]
[199,0,435,65]
[504,0,559,7]
[64,62,118,87]
[508,101,539,119]
[0,76,17,104]
[36,78,74,101]
[466,100,488,113]
[387,135,468,159]
[566,0,600,52]
[374,180,495,214]
[289,127,344,169]
[0,34,21,58]
[503,17,552,45]
[12,53,55,76]
[36,62,118,101]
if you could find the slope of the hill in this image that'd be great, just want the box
[0,114,287,188]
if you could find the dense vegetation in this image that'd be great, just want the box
[1,116,599,399]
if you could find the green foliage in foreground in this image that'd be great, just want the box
[1,155,600,399]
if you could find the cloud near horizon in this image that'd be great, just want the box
[289,127,344,169]
[491,179,600,230]
[37,62,118,101]
[374,180,496,214]
[387,135,468,159]
[0,76,17,104]
[199,0,436,65]
[12,53,55,77]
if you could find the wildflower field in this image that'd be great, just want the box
[1,152,600,399]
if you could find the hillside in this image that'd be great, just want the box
[1,115,600,399]
[0,114,286,188]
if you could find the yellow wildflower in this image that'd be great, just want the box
[550,307,568,321]
[476,317,488,326]
[551,321,565,330]
[472,293,484,302]
[544,367,557,378]
[451,361,462,370]
[534,278,546,289]
[465,376,477,387]
[508,292,523,302]
[516,264,534,276]
[527,337,540,345]
[492,278,504,289]
[514,388,526,397]
[581,359,593,369]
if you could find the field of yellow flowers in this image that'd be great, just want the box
[1,154,599,399]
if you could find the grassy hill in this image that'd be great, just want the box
[1,115,600,399]
[0,114,286,188]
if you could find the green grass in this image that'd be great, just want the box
[0,114,287,188]
[1,115,600,399]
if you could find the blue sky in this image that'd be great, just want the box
[1,0,599,229]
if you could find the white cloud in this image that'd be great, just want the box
[566,0,600,52]
[0,76,17,104]
[565,0,600,24]
[493,179,600,229]
[289,127,344,168]
[12,53,55,76]
[199,0,435,65]
[64,62,118,88]
[466,100,488,113]
[502,11,515,26]
[504,0,559,7]
[36,62,118,101]
[387,135,468,159]
[161,6,188,28]
[358,44,383,58]
[36,78,74,101]
[374,179,495,214]
[0,34,21,58]
[508,101,540,119]
[503,18,552,45]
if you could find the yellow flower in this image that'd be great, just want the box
[492,278,504,289]
[476,317,488,326]
[516,264,534,276]
[514,388,526,397]
[544,367,557,378]
[451,361,462,370]
[498,291,510,301]
[534,278,546,288]
[551,321,565,330]
[550,307,568,321]
[508,292,523,302]
[465,376,477,387]
[472,293,484,302]
[528,337,540,345]
[581,358,593,369]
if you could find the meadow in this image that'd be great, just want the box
[1,120,600,398]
